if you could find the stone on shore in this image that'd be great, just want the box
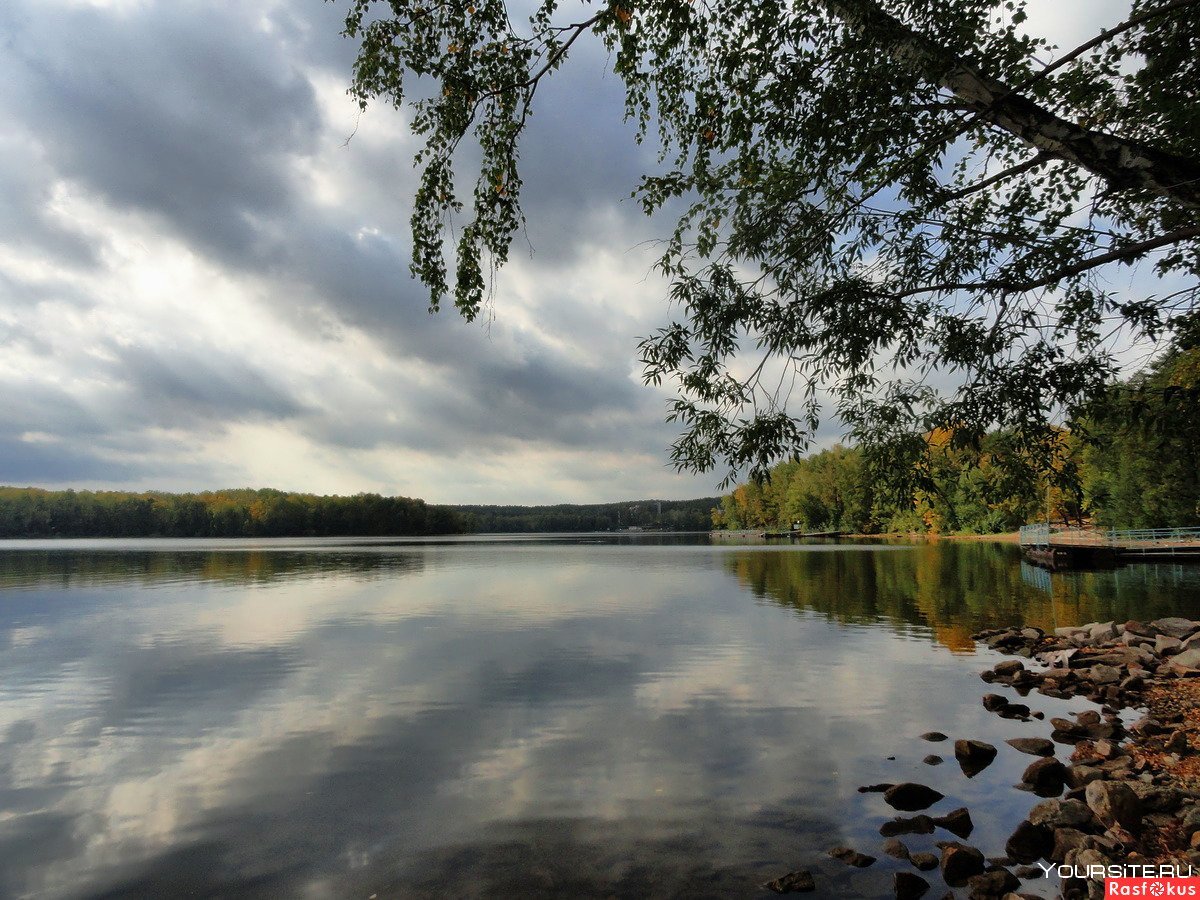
[1084,780,1141,830]
[1027,798,1097,830]
[1021,757,1067,795]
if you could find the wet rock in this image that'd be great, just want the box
[885,783,945,812]
[881,815,936,837]
[1051,717,1086,736]
[997,702,1032,720]
[921,731,948,742]
[983,694,1009,712]
[955,740,998,777]
[910,852,938,871]
[924,755,943,765]
[1022,757,1067,795]
[858,783,895,793]
[994,660,1024,677]
[967,868,1020,899]
[883,838,911,861]
[829,847,876,868]
[1027,798,1096,830]
[940,843,986,886]
[765,870,815,893]
[933,807,974,839]
[1005,820,1053,864]
[1006,737,1055,757]
[1084,780,1141,830]
[893,871,930,900]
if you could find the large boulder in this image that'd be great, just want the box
[1084,780,1141,830]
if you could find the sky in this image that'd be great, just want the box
[0,0,1133,504]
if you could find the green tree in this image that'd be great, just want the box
[341,0,1200,487]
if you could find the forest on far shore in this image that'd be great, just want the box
[0,488,719,538]
[714,321,1200,535]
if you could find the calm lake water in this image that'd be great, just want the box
[2,535,1199,899]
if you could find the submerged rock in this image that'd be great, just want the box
[829,846,876,868]
[923,754,943,765]
[893,871,930,900]
[933,807,974,839]
[885,783,945,812]
[883,838,911,861]
[955,739,998,777]
[921,731,948,742]
[1006,737,1055,757]
[939,842,986,886]
[764,870,815,893]
[880,815,936,837]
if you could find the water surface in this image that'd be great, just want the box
[1,536,1198,898]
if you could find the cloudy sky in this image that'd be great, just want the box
[0,0,1132,504]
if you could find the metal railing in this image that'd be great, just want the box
[1019,524,1200,549]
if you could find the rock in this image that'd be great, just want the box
[940,843,986,886]
[1049,828,1093,862]
[1093,739,1118,759]
[883,838,911,861]
[1006,737,1055,756]
[1013,865,1042,879]
[910,852,938,871]
[1028,798,1097,830]
[1152,617,1198,639]
[924,755,943,765]
[997,702,1032,720]
[765,870,815,893]
[1089,665,1121,685]
[1167,730,1190,754]
[956,740,999,777]
[967,868,1020,898]
[921,731,948,742]
[1178,805,1200,839]
[983,694,1009,712]
[994,660,1025,676]
[829,847,876,867]
[1051,717,1086,736]
[881,815,936,837]
[1005,820,1053,863]
[858,783,895,793]
[1066,765,1104,789]
[893,871,930,900]
[885,783,945,812]
[1021,757,1067,795]
[1128,782,1182,813]
[1084,780,1140,830]
[1157,634,1184,655]
[1170,648,1200,670]
[933,807,974,839]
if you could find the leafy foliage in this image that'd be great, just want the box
[340,0,1200,487]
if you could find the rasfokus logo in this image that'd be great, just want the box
[1033,863,1200,897]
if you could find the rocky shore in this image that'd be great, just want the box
[766,617,1200,898]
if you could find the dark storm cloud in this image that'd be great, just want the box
[0,0,714,493]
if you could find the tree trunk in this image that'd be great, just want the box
[828,0,1200,210]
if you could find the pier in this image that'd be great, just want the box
[1019,524,1200,570]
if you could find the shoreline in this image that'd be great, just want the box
[766,617,1200,898]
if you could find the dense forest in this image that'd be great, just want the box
[715,322,1200,535]
[0,488,720,538]
[454,498,719,533]
[0,488,467,538]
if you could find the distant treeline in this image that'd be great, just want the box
[716,317,1200,535]
[0,488,467,538]
[0,488,722,538]
[453,498,721,533]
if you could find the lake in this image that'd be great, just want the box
[1,536,1199,898]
